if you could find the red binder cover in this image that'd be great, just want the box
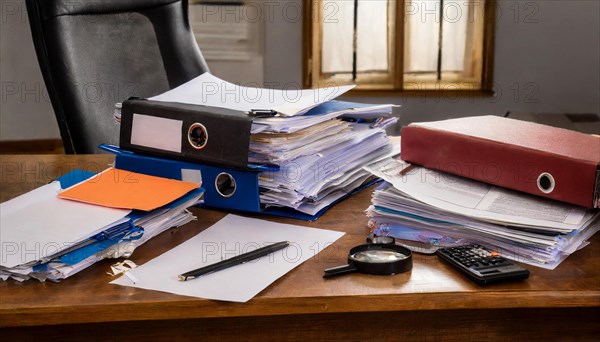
[401,115,600,208]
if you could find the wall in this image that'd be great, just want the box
[0,0,58,141]
[264,0,600,131]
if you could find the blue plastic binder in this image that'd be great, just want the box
[100,144,379,221]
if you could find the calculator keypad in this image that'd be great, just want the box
[437,244,530,285]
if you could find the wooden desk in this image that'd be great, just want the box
[1,155,599,340]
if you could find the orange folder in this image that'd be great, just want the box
[59,167,200,211]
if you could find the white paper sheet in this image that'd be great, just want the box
[111,214,344,302]
[149,73,355,117]
[0,182,130,268]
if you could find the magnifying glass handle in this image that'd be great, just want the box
[323,264,358,278]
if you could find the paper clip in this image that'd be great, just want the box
[369,117,385,128]
[248,109,278,118]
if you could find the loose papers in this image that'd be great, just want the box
[0,182,130,269]
[149,73,355,117]
[259,125,394,215]
[111,214,344,302]
[1,169,203,282]
[364,157,600,269]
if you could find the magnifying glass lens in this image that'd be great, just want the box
[350,250,409,263]
[324,244,413,278]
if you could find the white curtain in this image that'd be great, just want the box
[322,0,470,75]
[357,0,389,72]
[322,1,354,73]
[405,0,469,73]
[322,0,389,73]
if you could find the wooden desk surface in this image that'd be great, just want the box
[1,155,599,340]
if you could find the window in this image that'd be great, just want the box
[189,1,258,61]
[303,0,495,92]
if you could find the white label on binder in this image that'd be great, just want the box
[182,169,202,185]
[131,114,182,153]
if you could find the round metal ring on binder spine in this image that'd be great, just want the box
[537,172,555,194]
[188,123,208,150]
[215,172,237,198]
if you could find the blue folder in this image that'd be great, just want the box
[100,144,380,221]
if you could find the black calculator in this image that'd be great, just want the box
[436,244,530,285]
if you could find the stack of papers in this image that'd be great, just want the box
[258,123,394,216]
[115,73,398,216]
[364,157,600,269]
[0,169,203,282]
[250,99,397,216]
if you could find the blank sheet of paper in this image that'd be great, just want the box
[111,214,344,302]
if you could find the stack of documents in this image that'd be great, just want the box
[364,157,600,269]
[114,73,398,217]
[252,100,396,216]
[257,121,394,216]
[0,169,203,282]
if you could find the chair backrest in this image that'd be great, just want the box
[26,0,209,153]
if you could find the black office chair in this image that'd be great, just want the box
[26,0,209,154]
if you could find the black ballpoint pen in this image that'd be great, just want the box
[178,241,290,281]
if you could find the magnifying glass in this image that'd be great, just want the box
[323,243,413,278]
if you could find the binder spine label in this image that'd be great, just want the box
[181,169,202,185]
[131,114,182,153]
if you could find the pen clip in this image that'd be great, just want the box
[248,109,278,118]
